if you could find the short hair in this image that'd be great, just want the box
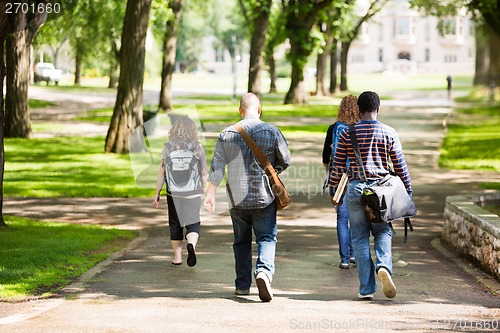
[337,95,360,125]
[357,91,380,113]
[239,92,260,114]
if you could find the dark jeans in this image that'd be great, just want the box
[229,201,278,290]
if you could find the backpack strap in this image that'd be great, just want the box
[330,122,339,168]
[348,124,367,182]
[404,217,413,243]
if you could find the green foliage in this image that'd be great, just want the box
[409,0,500,35]
[209,0,247,57]
[35,0,126,76]
[150,0,176,40]
[0,216,136,300]
[176,0,211,71]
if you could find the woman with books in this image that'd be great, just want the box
[322,95,360,269]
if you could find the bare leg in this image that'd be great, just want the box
[171,240,182,264]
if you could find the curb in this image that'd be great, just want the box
[431,238,499,296]
[60,229,149,296]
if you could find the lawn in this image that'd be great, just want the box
[0,216,136,300]
[439,90,500,190]
[4,136,154,197]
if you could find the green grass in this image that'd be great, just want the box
[76,107,113,122]
[4,134,219,198]
[4,136,153,197]
[29,99,55,108]
[0,216,136,300]
[439,92,500,185]
[77,103,338,124]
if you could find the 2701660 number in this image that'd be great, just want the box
[5,2,61,14]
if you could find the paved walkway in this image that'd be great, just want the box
[1,89,499,332]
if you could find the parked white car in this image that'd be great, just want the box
[34,62,62,85]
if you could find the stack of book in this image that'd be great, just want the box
[332,173,348,205]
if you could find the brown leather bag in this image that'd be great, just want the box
[234,124,291,210]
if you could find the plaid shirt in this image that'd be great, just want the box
[209,117,290,209]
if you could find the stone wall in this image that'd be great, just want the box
[443,193,500,281]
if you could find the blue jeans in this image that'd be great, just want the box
[348,180,393,296]
[336,199,354,264]
[229,202,278,290]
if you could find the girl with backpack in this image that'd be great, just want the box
[322,95,360,269]
[154,116,208,267]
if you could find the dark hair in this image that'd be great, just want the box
[357,91,380,113]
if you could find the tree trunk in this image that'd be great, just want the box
[5,29,32,138]
[488,27,500,84]
[247,0,272,97]
[105,0,152,154]
[108,58,119,88]
[268,52,277,93]
[284,43,307,104]
[339,41,350,91]
[316,34,332,96]
[329,38,338,94]
[108,41,119,88]
[283,0,333,104]
[473,39,489,86]
[0,8,7,227]
[74,46,83,86]
[159,0,183,111]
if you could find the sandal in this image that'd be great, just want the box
[187,243,197,267]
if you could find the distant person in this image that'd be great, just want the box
[489,80,496,103]
[154,116,208,267]
[322,95,360,269]
[204,93,291,302]
[447,75,452,99]
[329,91,412,300]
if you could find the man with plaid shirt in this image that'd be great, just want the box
[204,93,290,302]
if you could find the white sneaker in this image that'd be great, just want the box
[255,271,273,302]
[357,293,374,300]
[377,267,397,298]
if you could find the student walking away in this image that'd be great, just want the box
[329,91,412,300]
[322,95,360,269]
[203,93,291,302]
[446,75,452,99]
[154,116,208,267]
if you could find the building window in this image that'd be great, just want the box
[351,54,364,63]
[425,21,430,42]
[215,48,225,62]
[442,17,462,37]
[395,17,410,37]
[379,48,383,62]
[444,54,457,63]
[425,49,430,62]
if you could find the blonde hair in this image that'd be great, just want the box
[169,116,199,142]
[337,95,360,125]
